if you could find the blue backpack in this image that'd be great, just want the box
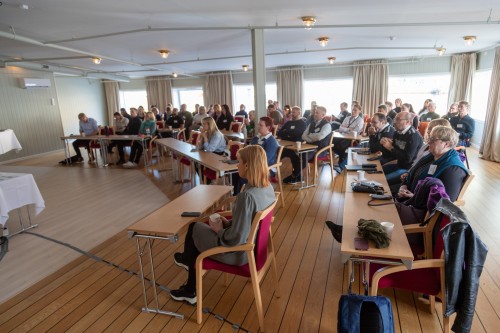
[338,293,395,333]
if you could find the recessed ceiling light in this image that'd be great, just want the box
[242,65,249,72]
[172,72,178,78]
[328,57,336,64]
[158,50,170,59]
[318,37,329,47]
[463,36,476,46]
[91,57,101,65]
[301,16,316,30]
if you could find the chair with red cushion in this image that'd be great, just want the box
[195,194,280,332]
[203,140,243,184]
[418,121,430,137]
[234,116,245,123]
[90,127,114,166]
[369,210,451,332]
[230,121,243,133]
[179,131,200,179]
[156,121,165,129]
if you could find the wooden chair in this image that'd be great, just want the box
[370,210,451,333]
[308,133,335,183]
[455,146,470,169]
[454,170,474,206]
[234,115,245,123]
[90,127,114,166]
[179,131,200,180]
[155,121,165,129]
[230,121,243,133]
[195,194,280,332]
[272,125,279,137]
[202,140,243,184]
[268,145,285,208]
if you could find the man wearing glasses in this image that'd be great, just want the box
[368,113,395,165]
[380,111,423,186]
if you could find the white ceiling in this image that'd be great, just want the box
[1,0,499,80]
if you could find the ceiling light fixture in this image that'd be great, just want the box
[463,36,476,46]
[328,57,336,64]
[91,57,101,64]
[159,49,170,59]
[436,47,446,56]
[318,37,329,47]
[242,65,249,72]
[301,16,317,30]
[172,72,178,78]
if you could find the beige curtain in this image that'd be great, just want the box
[204,72,233,109]
[447,53,476,107]
[103,80,120,125]
[352,60,388,117]
[277,66,303,108]
[146,75,173,112]
[479,47,500,162]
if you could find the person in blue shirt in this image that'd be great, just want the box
[198,117,226,154]
[72,113,99,162]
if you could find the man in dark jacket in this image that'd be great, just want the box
[277,106,307,141]
[381,111,423,186]
[450,101,475,147]
[368,113,395,164]
[116,108,142,164]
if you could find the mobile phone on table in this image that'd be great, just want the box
[181,211,201,217]
[354,237,369,251]
[367,170,383,174]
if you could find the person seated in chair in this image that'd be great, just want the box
[232,117,279,193]
[198,117,226,154]
[283,106,332,184]
[381,111,423,186]
[277,106,307,142]
[332,103,364,172]
[170,145,276,305]
[72,113,99,162]
[107,112,129,154]
[367,112,395,165]
[123,111,156,168]
[164,107,185,138]
[450,100,475,147]
[330,102,351,130]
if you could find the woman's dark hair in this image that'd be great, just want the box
[222,104,231,115]
[403,103,415,114]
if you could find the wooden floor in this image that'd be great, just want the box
[0,148,498,332]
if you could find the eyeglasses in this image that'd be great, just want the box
[428,137,444,143]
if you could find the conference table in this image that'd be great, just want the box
[0,129,22,155]
[0,172,45,237]
[156,138,239,187]
[340,148,413,288]
[127,185,233,318]
[278,139,318,190]
[60,134,151,167]
[220,129,244,141]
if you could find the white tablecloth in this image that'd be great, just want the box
[0,172,45,226]
[0,129,22,155]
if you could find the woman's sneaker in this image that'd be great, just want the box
[170,285,196,305]
[174,252,188,271]
[325,220,343,243]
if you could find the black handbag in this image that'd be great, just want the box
[351,181,385,195]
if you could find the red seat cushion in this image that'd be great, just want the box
[204,168,217,180]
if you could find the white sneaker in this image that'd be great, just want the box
[122,161,133,168]
[130,162,138,168]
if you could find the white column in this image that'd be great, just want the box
[251,29,266,120]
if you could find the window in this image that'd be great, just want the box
[303,79,353,114]
[470,70,492,121]
[119,90,148,110]
[233,83,277,111]
[172,88,203,111]
[388,74,450,115]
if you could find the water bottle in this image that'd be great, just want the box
[146,127,151,136]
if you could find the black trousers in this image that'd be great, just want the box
[281,149,313,178]
[182,222,201,292]
[72,139,89,158]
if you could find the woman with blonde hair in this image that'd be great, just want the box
[198,116,226,154]
[170,145,275,304]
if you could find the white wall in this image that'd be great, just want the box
[55,77,107,135]
[0,67,106,162]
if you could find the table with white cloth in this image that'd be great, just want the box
[0,129,22,155]
[0,172,45,237]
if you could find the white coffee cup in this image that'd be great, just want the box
[209,213,221,226]
[353,131,358,138]
[357,170,365,181]
[81,132,86,137]
[380,222,394,239]
[168,126,173,130]
[295,141,302,149]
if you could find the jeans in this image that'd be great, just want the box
[383,164,407,186]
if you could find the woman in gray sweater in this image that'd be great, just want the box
[170,145,276,305]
